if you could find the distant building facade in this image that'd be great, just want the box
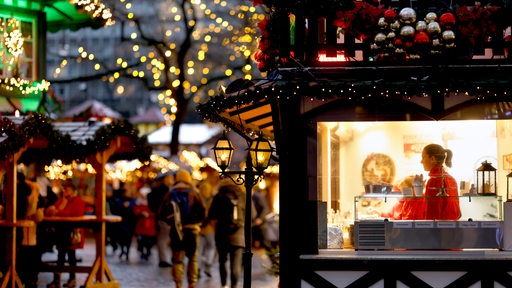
[46,25,157,119]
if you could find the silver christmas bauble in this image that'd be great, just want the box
[374,33,387,43]
[400,25,415,38]
[427,22,441,35]
[416,21,427,32]
[390,20,401,31]
[442,30,455,42]
[399,8,416,24]
[378,17,388,29]
[425,12,437,24]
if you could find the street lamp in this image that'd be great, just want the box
[212,132,273,288]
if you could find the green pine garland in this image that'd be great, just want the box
[0,114,152,164]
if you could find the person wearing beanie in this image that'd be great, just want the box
[165,170,206,288]
[175,170,193,186]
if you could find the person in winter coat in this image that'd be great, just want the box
[168,170,206,288]
[44,180,86,288]
[208,180,257,288]
[133,184,157,261]
[17,173,44,288]
[198,181,215,277]
[148,171,175,268]
[114,184,137,261]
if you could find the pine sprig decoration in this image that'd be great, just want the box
[0,117,24,161]
[88,119,152,162]
[1,115,151,164]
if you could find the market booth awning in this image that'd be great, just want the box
[196,79,277,142]
[197,61,512,143]
[62,99,123,122]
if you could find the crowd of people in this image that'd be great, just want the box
[103,168,277,288]
[0,167,278,288]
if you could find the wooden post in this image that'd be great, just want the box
[0,148,26,288]
[87,138,120,286]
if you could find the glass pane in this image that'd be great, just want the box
[318,118,512,249]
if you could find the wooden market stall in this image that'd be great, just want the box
[0,114,151,288]
[197,0,512,287]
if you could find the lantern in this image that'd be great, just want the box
[248,134,273,172]
[476,161,497,195]
[212,133,235,172]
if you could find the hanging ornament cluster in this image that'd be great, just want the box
[370,8,457,60]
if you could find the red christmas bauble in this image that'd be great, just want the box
[439,13,455,29]
[384,9,397,22]
[414,31,430,45]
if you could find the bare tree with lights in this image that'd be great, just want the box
[47,0,265,156]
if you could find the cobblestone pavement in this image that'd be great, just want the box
[37,238,279,288]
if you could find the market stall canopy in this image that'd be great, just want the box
[198,61,512,143]
[147,123,222,145]
[196,79,276,142]
[62,99,123,121]
[0,114,151,164]
[129,107,166,124]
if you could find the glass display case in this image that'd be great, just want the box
[326,195,503,249]
[354,194,502,221]
[349,194,504,250]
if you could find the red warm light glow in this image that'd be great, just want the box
[318,51,346,62]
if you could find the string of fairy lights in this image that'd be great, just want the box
[51,0,265,125]
[0,0,113,96]
[0,16,50,95]
[70,0,115,27]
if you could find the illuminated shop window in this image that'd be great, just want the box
[0,15,36,80]
[318,118,511,248]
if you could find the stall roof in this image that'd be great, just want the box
[0,114,151,163]
[147,123,223,145]
[197,61,512,142]
[196,79,276,141]
[130,107,166,124]
[62,99,123,121]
